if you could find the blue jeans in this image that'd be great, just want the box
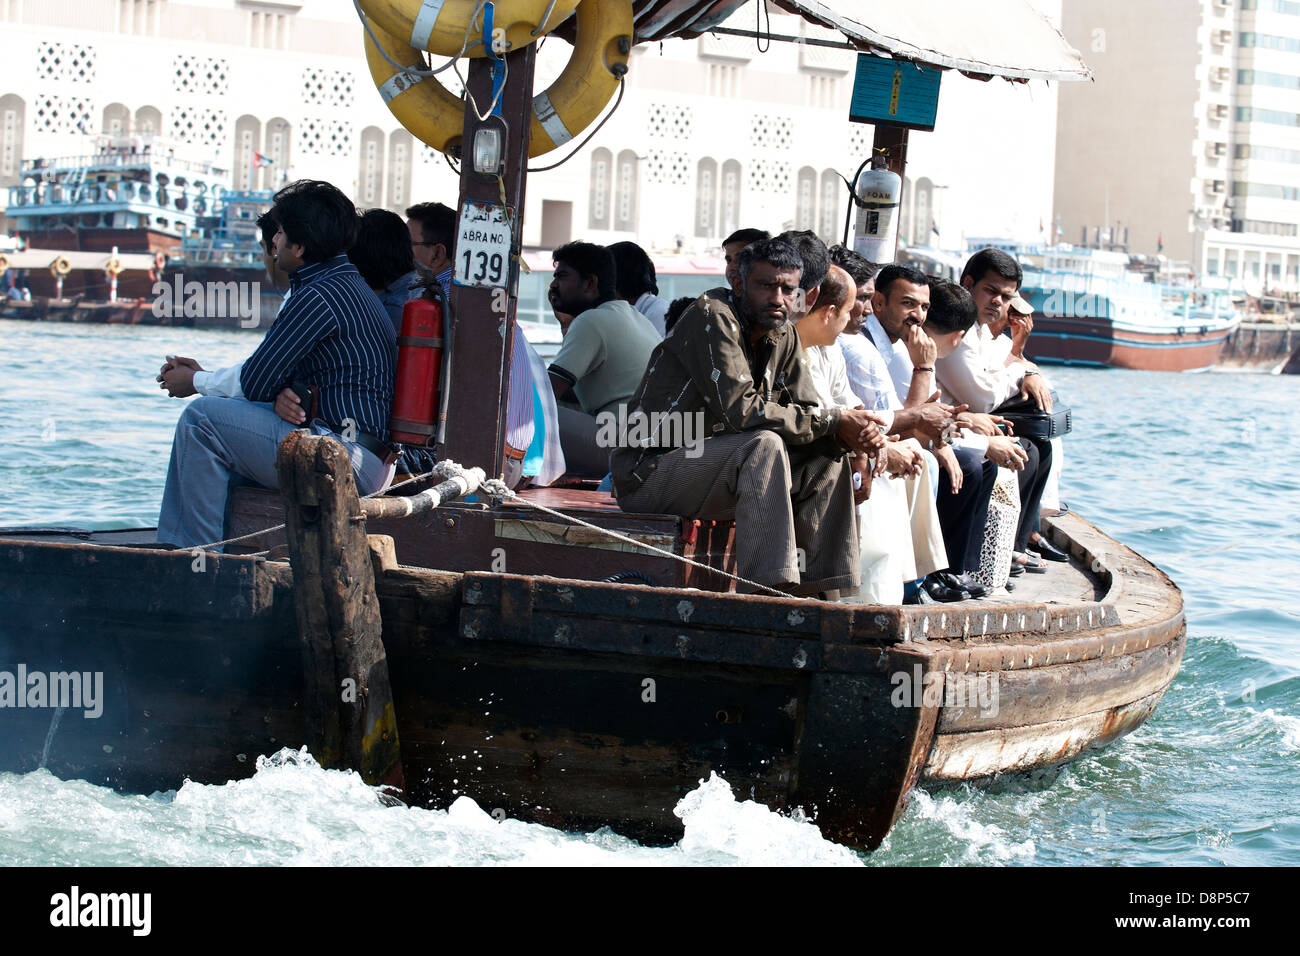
[157,396,391,549]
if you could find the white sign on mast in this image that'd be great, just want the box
[454,201,511,289]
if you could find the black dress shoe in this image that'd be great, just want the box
[949,572,988,599]
[921,571,969,603]
[1030,535,1069,562]
[1008,561,1025,577]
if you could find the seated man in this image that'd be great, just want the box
[795,264,933,605]
[722,228,770,289]
[157,209,291,400]
[611,238,885,598]
[156,180,397,549]
[936,248,1057,569]
[608,240,669,337]
[547,241,661,478]
[855,263,1008,602]
[813,253,950,604]
[350,207,421,333]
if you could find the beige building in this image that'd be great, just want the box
[1055,0,1300,292]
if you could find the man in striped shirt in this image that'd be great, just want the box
[157,180,396,549]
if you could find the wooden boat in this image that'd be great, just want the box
[0,432,1184,850]
[0,3,1186,852]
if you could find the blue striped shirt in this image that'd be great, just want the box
[240,255,396,439]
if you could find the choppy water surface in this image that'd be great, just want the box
[1,319,1297,866]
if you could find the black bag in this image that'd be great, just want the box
[994,389,1072,440]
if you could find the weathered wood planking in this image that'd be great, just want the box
[0,540,302,791]
[917,512,1186,783]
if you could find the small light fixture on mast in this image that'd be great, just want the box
[472,125,504,178]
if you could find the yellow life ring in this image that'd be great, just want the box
[360,0,578,59]
[104,256,124,277]
[365,0,631,158]
[50,256,72,277]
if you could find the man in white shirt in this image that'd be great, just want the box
[795,264,937,605]
[857,264,1022,601]
[548,241,662,477]
[937,248,1059,568]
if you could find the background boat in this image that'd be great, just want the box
[901,240,1243,372]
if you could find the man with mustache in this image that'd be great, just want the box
[935,247,1060,570]
[612,238,886,598]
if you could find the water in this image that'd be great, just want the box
[1,318,1298,866]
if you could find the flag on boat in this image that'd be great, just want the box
[253,152,274,168]
[1157,233,1164,253]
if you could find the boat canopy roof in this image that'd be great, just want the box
[628,0,1092,83]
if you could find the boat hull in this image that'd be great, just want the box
[0,510,1184,851]
[1024,313,1235,371]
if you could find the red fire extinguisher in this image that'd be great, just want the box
[389,296,444,446]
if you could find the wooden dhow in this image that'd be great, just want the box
[0,433,1183,851]
[0,2,1185,853]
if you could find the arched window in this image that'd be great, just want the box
[102,103,130,137]
[695,157,717,238]
[719,160,742,238]
[387,129,412,211]
[796,166,817,231]
[1,94,25,187]
[263,118,291,190]
[233,115,260,191]
[134,105,161,137]
[614,149,638,232]
[819,170,841,243]
[589,147,612,230]
[357,126,385,206]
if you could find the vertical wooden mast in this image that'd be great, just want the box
[872,124,909,181]
[439,45,537,478]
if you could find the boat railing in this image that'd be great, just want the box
[7,180,219,220]
[21,151,227,178]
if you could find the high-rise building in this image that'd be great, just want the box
[1055,0,1300,292]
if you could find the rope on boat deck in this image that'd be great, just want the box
[185,462,791,597]
[185,466,443,555]
[480,478,791,598]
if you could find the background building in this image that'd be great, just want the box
[1,0,1065,256]
[1055,0,1300,292]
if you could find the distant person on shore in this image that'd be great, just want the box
[547,241,661,478]
[608,240,669,337]
[350,208,420,333]
[155,180,397,550]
